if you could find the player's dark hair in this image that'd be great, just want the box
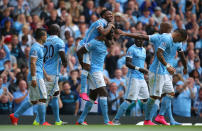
[49,24,60,36]
[174,29,187,40]
[35,28,46,40]
[100,9,108,18]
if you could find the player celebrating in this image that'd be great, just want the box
[144,29,187,125]
[76,29,114,125]
[33,24,68,126]
[78,9,114,101]
[10,28,50,125]
[118,23,187,125]
[112,38,149,125]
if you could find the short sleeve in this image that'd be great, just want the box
[30,48,38,58]
[126,47,133,58]
[58,40,65,52]
[96,20,105,29]
[177,43,183,52]
[158,36,170,51]
[149,34,158,44]
[84,41,94,51]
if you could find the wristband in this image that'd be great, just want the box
[166,64,171,68]
[135,66,140,71]
[32,76,36,80]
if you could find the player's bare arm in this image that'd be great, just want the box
[157,48,175,75]
[126,57,148,74]
[59,51,68,68]
[178,50,187,74]
[118,29,149,40]
[43,68,51,81]
[30,57,37,87]
[97,22,114,36]
[76,46,90,71]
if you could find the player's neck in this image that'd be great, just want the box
[36,40,43,45]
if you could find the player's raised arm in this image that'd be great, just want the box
[98,22,115,36]
[118,29,149,40]
[178,49,187,74]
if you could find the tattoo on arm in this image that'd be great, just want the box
[30,57,37,76]
[157,48,167,66]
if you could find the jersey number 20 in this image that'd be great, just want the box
[44,45,54,62]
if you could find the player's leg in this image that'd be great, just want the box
[138,79,150,113]
[80,53,91,101]
[165,96,181,125]
[10,82,37,125]
[113,77,137,125]
[144,72,162,125]
[77,74,97,125]
[155,75,174,125]
[37,79,49,125]
[97,87,113,125]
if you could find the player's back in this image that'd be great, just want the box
[28,42,44,81]
[44,35,65,75]
[80,19,107,45]
[85,39,107,73]
[127,44,146,79]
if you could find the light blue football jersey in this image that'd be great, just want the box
[149,33,182,74]
[28,42,44,81]
[126,44,146,79]
[79,18,107,46]
[44,35,65,75]
[84,39,107,73]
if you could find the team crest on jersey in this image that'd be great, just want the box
[162,42,166,47]
[32,50,37,56]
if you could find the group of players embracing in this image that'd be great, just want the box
[9,8,188,126]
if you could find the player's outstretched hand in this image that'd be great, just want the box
[117,29,126,36]
[31,80,37,88]
[46,75,52,82]
[167,66,175,75]
[139,68,148,74]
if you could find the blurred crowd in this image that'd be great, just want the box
[0,0,201,118]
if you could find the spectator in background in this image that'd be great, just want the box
[0,77,13,114]
[83,0,96,24]
[0,8,13,28]
[18,25,34,46]
[45,10,62,28]
[138,8,151,25]
[140,0,157,15]
[13,80,33,116]
[0,35,10,73]
[145,17,158,35]
[173,78,196,117]
[60,81,79,115]
[13,0,30,16]
[193,88,202,117]
[111,69,126,92]
[68,70,80,94]
[11,35,22,59]
[1,20,16,36]
[193,58,202,76]
[195,27,202,50]
[152,6,166,25]
[187,49,195,73]
[108,82,124,114]
[68,0,83,24]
